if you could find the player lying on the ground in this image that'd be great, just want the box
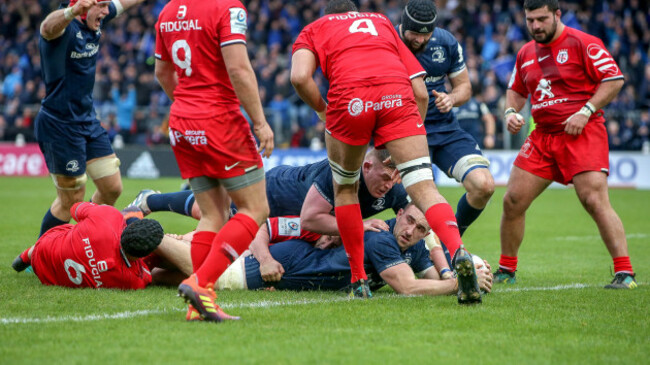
[11,203,192,289]
[212,204,492,298]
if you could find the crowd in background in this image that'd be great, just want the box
[1,0,649,151]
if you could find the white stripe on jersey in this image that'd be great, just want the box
[221,39,246,47]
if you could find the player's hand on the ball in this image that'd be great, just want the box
[431,90,453,113]
[506,113,525,134]
[363,219,390,232]
[254,122,274,158]
[477,269,493,293]
[260,259,284,282]
[562,112,588,135]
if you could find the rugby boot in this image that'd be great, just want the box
[11,255,30,272]
[454,245,482,304]
[127,189,160,217]
[605,272,637,289]
[178,274,240,322]
[494,268,517,284]
[349,279,373,299]
[186,304,202,322]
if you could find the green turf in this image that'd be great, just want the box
[1,177,648,364]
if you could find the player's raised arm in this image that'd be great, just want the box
[222,43,274,157]
[40,0,95,40]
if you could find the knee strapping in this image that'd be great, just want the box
[328,159,360,185]
[397,157,433,188]
[51,173,87,190]
[450,154,490,182]
[86,156,121,180]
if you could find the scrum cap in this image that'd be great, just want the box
[120,219,164,258]
[402,0,438,34]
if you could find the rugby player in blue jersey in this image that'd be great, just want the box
[398,0,495,237]
[215,203,493,296]
[34,0,146,236]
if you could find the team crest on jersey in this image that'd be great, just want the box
[557,49,568,64]
[431,47,445,63]
[535,78,554,101]
[66,160,80,173]
[371,197,385,211]
[278,217,301,237]
[229,8,247,34]
[76,31,83,39]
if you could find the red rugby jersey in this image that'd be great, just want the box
[508,26,624,133]
[33,203,152,290]
[155,0,248,118]
[293,11,425,90]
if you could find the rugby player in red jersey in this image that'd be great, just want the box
[291,0,483,303]
[497,0,636,289]
[12,203,164,290]
[155,0,275,321]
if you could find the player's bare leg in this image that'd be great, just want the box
[324,133,371,298]
[385,135,481,303]
[462,169,495,209]
[50,176,87,222]
[572,171,636,288]
[87,154,123,205]
[498,166,551,283]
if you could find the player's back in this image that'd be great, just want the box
[294,12,413,89]
[155,0,246,118]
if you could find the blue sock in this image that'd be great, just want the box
[455,193,484,236]
[39,208,69,237]
[147,190,195,217]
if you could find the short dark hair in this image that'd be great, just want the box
[121,219,164,258]
[324,0,357,15]
[523,0,559,12]
[402,0,437,34]
[366,147,395,170]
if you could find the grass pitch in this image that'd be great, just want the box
[0,177,648,364]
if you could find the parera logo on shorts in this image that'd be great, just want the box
[348,95,404,116]
[348,98,364,116]
[66,160,80,173]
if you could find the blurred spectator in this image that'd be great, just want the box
[111,83,137,144]
[0,0,648,149]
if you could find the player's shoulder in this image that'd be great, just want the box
[431,28,459,46]
[564,26,602,47]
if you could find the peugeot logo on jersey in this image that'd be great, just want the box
[535,78,554,101]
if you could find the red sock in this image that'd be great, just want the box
[425,203,463,256]
[613,256,634,275]
[20,247,31,264]
[499,255,518,272]
[190,231,216,272]
[195,213,259,287]
[335,204,367,282]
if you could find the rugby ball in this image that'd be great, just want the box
[472,254,487,273]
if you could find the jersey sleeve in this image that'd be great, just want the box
[447,41,466,77]
[313,170,335,207]
[409,242,434,275]
[100,1,119,26]
[292,24,323,71]
[267,216,322,244]
[364,231,406,274]
[119,261,152,290]
[217,1,248,47]
[581,36,624,83]
[154,17,170,61]
[507,52,528,97]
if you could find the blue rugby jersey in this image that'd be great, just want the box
[398,26,466,133]
[39,3,118,123]
[265,159,408,218]
[245,218,433,291]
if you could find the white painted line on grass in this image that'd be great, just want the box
[1,283,638,325]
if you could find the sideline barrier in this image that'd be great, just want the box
[2,144,649,189]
